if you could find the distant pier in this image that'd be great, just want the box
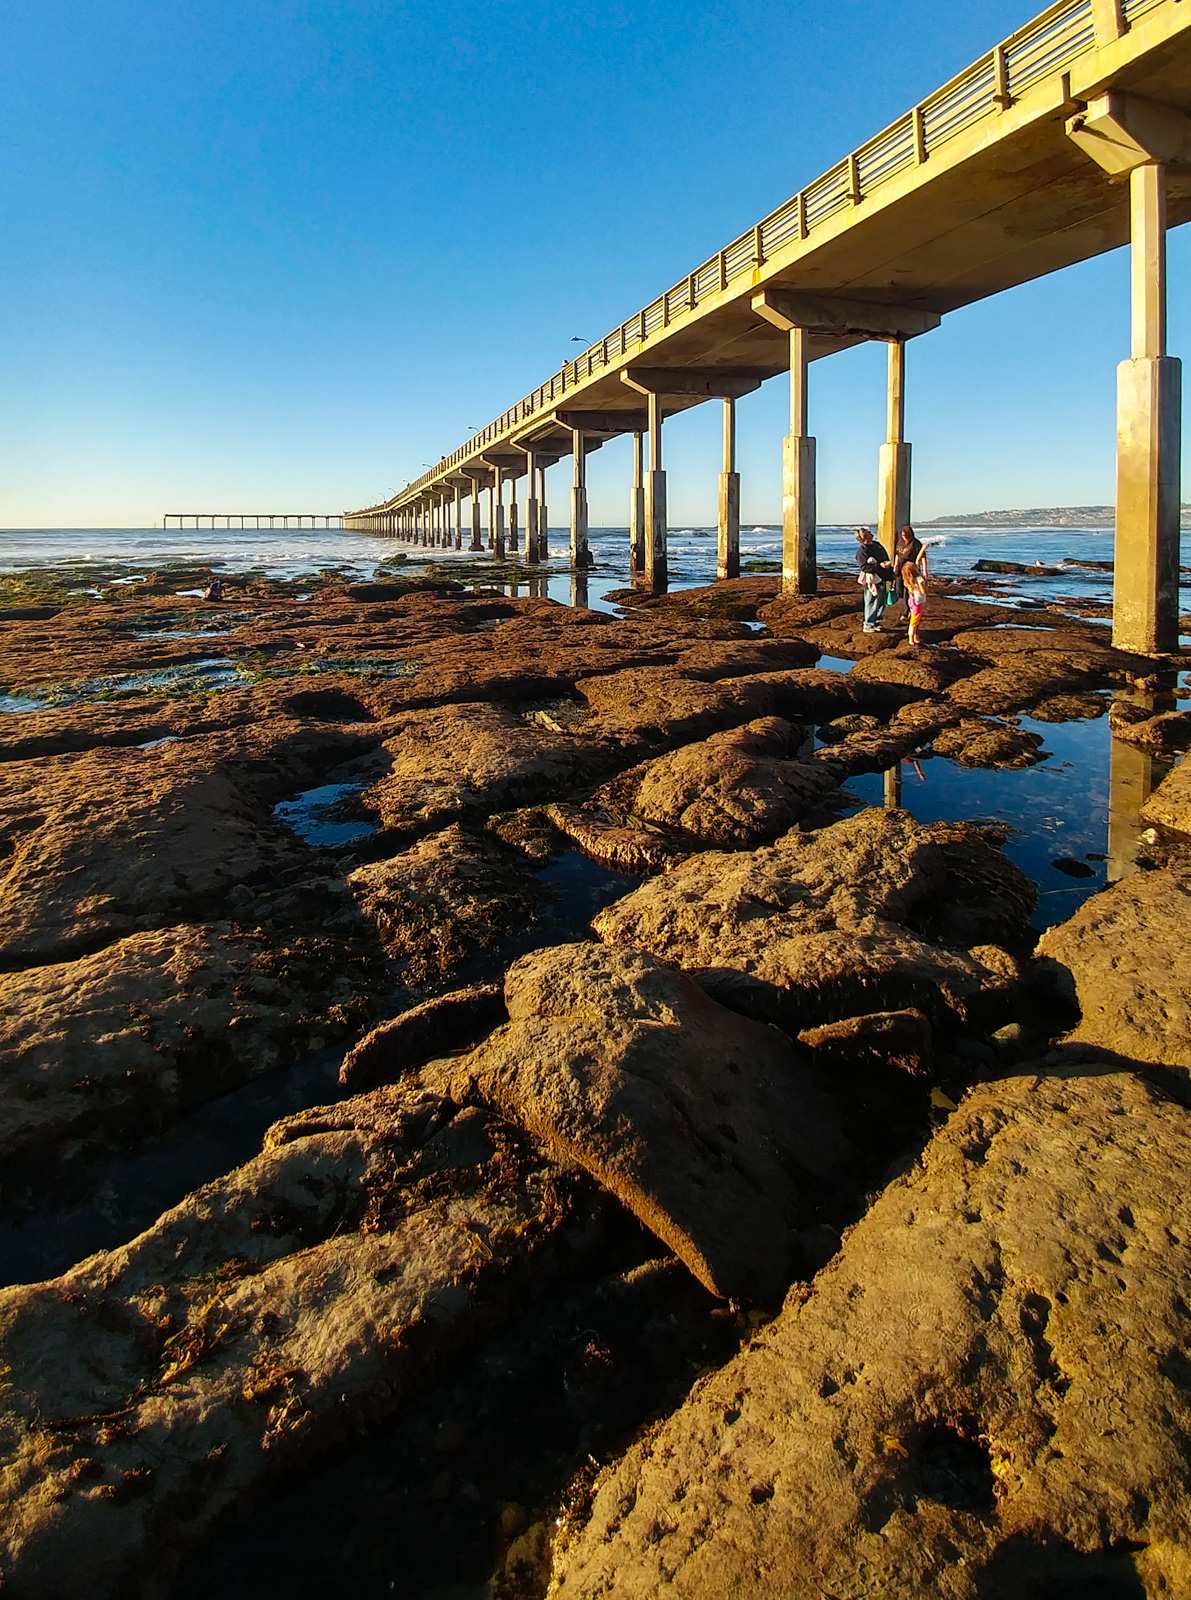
[163,513,343,530]
[345,0,1191,654]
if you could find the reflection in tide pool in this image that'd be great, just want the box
[273,782,377,846]
[859,701,1176,929]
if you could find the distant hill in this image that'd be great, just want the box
[918,505,1191,529]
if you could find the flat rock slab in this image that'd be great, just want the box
[1140,758,1191,836]
[430,942,857,1303]
[931,717,1048,769]
[360,702,624,838]
[0,723,369,963]
[0,1085,608,1600]
[0,922,378,1195]
[593,809,1035,1031]
[548,1070,1191,1599]
[544,802,683,874]
[338,982,505,1093]
[347,824,538,989]
[1036,861,1191,1071]
[602,717,843,845]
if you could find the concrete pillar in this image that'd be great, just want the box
[571,429,590,569]
[1115,162,1181,654]
[1107,689,1174,881]
[493,467,507,559]
[629,431,646,583]
[645,391,667,592]
[878,339,912,557]
[524,447,540,564]
[570,570,590,609]
[783,326,817,593]
[509,476,520,559]
[487,483,496,553]
[717,397,740,580]
[470,485,483,551]
[538,465,549,559]
[454,484,463,550]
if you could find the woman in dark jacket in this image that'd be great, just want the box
[890,526,927,616]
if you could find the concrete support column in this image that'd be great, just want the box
[538,466,549,559]
[717,397,740,580]
[644,392,667,592]
[509,476,521,560]
[470,485,483,551]
[1115,161,1181,653]
[454,485,463,550]
[883,761,903,810]
[493,468,507,560]
[783,326,817,593]
[629,431,646,583]
[524,447,540,564]
[878,339,912,556]
[571,429,590,569]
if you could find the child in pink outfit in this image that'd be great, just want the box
[902,560,926,646]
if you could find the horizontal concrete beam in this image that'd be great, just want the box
[621,367,768,399]
[751,289,941,339]
[554,409,650,436]
[1067,92,1191,178]
[508,439,563,466]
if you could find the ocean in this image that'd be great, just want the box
[3,522,1190,619]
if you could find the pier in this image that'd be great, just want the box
[164,513,343,530]
[345,0,1191,653]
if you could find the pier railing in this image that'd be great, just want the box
[362,0,1170,514]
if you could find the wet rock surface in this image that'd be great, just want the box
[347,823,540,987]
[598,716,841,845]
[0,923,378,1199]
[1140,757,1191,837]
[0,1084,612,1600]
[1036,861,1191,1071]
[548,1069,1191,1599]
[423,942,858,1303]
[1,569,1188,1598]
[593,809,1036,1031]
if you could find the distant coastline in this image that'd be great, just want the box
[918,504,1191,530]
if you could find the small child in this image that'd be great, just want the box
[902,559,926,647]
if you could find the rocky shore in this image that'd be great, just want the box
[0,563,1188,1597]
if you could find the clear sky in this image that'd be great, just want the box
[3,0,1189,529]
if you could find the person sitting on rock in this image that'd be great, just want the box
[854,528,891,633]
[204,578,224,602]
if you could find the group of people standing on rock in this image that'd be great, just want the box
[854,525,929,644]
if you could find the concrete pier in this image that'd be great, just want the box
[522,444,540,564]
[717,397,740,581]
[782,327,816,594]
[629,431,645,583]
[343,0,1190,644]
[878,340,912,556]
[571,427,589,569]
[644,392,667,592]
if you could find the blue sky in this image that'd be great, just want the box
[3,0,1188,529]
